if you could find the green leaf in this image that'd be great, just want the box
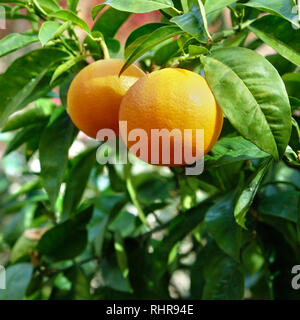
[181,0,189,13]
[5,124,45,155]
[0,0,27,4]
[205,136,269,168]
[266,54,297,76]
[0,48,68,127]
[0,263,33,300]
[121,25,183,74]
[191,241,244,300]
[0,33,39,58]
[107,164,126,192]
[249,16,300,67]
[223,29,249,47]
[39,107,77,209]
[205,193,243,261]
[259,190,300,223]
[59,73,75,107]
[91,194,127,257]
[152,200,212,280]
[282,73,300,100]
[3,204,36,246]
[234,157,272,228]
[39,21,66,46]
[2,4,38,21]
[202,250,244,299]
[50,54,88,84]
[205,0,238,13]
[34,0,61,14]
[201,47,292,160]
[62,148,97,220]
[114,231,132,292]
[171,4,208,41]
[125,22,165,50]
[2,98,55,132]
[101,257,132,293]
[67,0,79,12]
[241,0,298,24]
[91,4,106,20]
[37,206,93,261]
[50,10,90,34]
[92,7,130,38]
[289,96,300,110]
[104,0,174,13]
[11,235,37,263]
[153,40,180,65]
[188,44,209,55]
[109,210,136,237]
[3,179,41,205]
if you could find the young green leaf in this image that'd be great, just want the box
[39,107,77,209]
[121,25,183,74]
[188,44,209,55]
[39,21,71,46]
[234,157,272,228]
[38,21,61,46]
[50,54,89,84]
[104,0,174,13]
[33,0,61,14]
[201,47,292,160]
[0,33,39,58]
[50,10,90,34]
[0,48,68,127]
[249,16,300,67]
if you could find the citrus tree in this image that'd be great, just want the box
[0,0,300,300]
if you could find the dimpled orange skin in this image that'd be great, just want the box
[119,68,223,166]
[67,59,145,138]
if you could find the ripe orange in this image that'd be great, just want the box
[119,68,223,166]
[67,59,145,138]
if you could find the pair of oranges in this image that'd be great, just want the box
[67,59,223,166]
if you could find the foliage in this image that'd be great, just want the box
[0,0,299,300]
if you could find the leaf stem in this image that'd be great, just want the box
[123,162,149,228]
[99,37,110,60]
[212,19,256,42]
[197,0,212,41]
[59,35,77,56]
[171,7,183,15]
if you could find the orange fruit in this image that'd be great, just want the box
[67,59,145,138]
[119,68,223,166]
